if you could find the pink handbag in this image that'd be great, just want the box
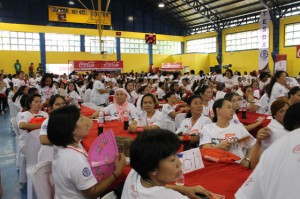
[87,129,119,182]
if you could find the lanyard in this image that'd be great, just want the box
[66,145,88,157]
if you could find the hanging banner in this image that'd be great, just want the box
[48,6,111,25]
[274,54,287,71]
[296,45,300,58]
[258,11,270,72]
[71,61,123,71]
[161,62,183,70]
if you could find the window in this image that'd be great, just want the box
[120,38,148,54]
[285,23,300,46]
[0,31,40,51]
[186,37,216,53]
[85,36,115,54]
[153,40,181,54]
[225,30,258,51]
[45,33,80,52]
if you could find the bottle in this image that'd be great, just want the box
[136,115,143,133]
[175,153,184,186]
[182,126,191,151]
[97,111,104,135]
[240,99,247,119]
[123,110,129,130]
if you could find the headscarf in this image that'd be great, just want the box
[113,88,129,121]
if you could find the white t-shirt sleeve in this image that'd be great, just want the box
[152,111,165,129]
[162,104,174,116]
[18,112,32,126]
[40,118,49,136]
[199,124,213,145]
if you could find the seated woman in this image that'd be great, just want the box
[128,93,165,133]
[66,82,82,106]
[242,86,261,113]
[224,92,265,131]
[200,98,265,168]
[39,94,67,146]
[122,129,214,199]
[136,85,151,112]
[47,105,126,198]
[287,86,300,106]
[104,88,138,121]
[261,98,290,149]
[195,85,214,118]
[175,95,212,145]
[162,92,188,121]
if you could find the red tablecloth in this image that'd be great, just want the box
[237,111,271,137]
[184,159,252,199]
[82,120,137,152]
[81,105,97,117]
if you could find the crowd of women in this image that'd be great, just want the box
[1,68,300,199]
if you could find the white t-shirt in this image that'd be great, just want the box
[121,169,188,199]
[257,93,270,114]
[156,88,165,100]
[230,114,241,125]
[215,91,226,100]
[200,123,256,163]
[235,128,300,199]
[67,90,81,106]
[175,116,212,135]
[269,82,289,105]
[202,100,214,117]
[223,76,238,89]
[161,103,176,121]
[215,74,224,83]
[261,119,289,150]
[40,118,49,136]
[136,95,144,112]
[91,80,107,106]
[136,110,165,129]
[128,91,138,104]
[52,145,97,199]
[104,103,138,120]
[37,85,58,102]
[14,79,26,89]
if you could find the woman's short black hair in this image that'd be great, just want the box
[20,94,28,109]
[141,93,157,108]
[288,86,300,99]
[12,86,27,102]
[40,73,54,88]
[49,94,66,108]
[26,93,41,109]
[47,105,80,147]
[224,92,238,101]
[195,85,209,96]
[212,98,229,122]
[164,91,175,102]
[28,87,39,95]
[283,103,300,131]
[130,129,181,180]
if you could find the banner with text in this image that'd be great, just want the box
[275,54,287,72]
[161,62,183,70]
[48,6,111,25]
[72,61,123,71]
[258,11,270,72]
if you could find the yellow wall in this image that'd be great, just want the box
[280,15,300,76]
[121,54,149,72]
[222,23,274,74]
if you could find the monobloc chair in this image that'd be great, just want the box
[175,113,187,130]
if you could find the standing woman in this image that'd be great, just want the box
[195,85,214,117]
[266,70,289,108]
[200,99,261,168]
[90,71,110,106]
[37,73,58,105]
[129,93,165,133]
[66,82,82,106]
[47,106,126,198]
[175,95,212,145]
[57,82,67,97]
[223,69,238,91]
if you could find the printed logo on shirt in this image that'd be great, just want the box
[292,144,300,154]
[20,116,24,120]
[82,167,91,177]
[244,177,253,186]
[42,124,47,130]
[233,119,239,124]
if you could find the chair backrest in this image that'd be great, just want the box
[165,119,176,132]
[175,113,187,130]
[24,129,42,167]
[32,161,54,199]
[11,117,20,136]
[38,146,54,163]
[10,102,21,118]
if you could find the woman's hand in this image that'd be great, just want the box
[256,127,271,141]
[128,121,137,133]
[215,141,231,151]
[255,116,265,125]
[89,110,100,119]
[113,153,126,177]
[176,185,214,199]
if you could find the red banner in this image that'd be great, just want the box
[161,62,183,70]
[72,61,123,71]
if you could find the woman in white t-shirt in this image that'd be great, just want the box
[122,129,214,199]
[103,88,138,121]
[176,95,212,145]
[200,98,264,168]
[136,85,151,112]
[90,71,110,106]
[128,93,165,133]
[66,82,82,106]
[287,86,300,106]
[223,69,238,91]
[195,85,214,118]
[261,98,290,150]
[125,80,138,104]
[47,105,126,199]
[242,86,260,113]
[37,73,58,105]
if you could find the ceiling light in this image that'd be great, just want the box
[68,1,75,5]
[158,2,165,8]
[128,16,134,21]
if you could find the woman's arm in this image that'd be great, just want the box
[201,141,231,151]
[166,185,214,199]
[39,135,52,145]
[19,122,41,131]
[244,117,264,131]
